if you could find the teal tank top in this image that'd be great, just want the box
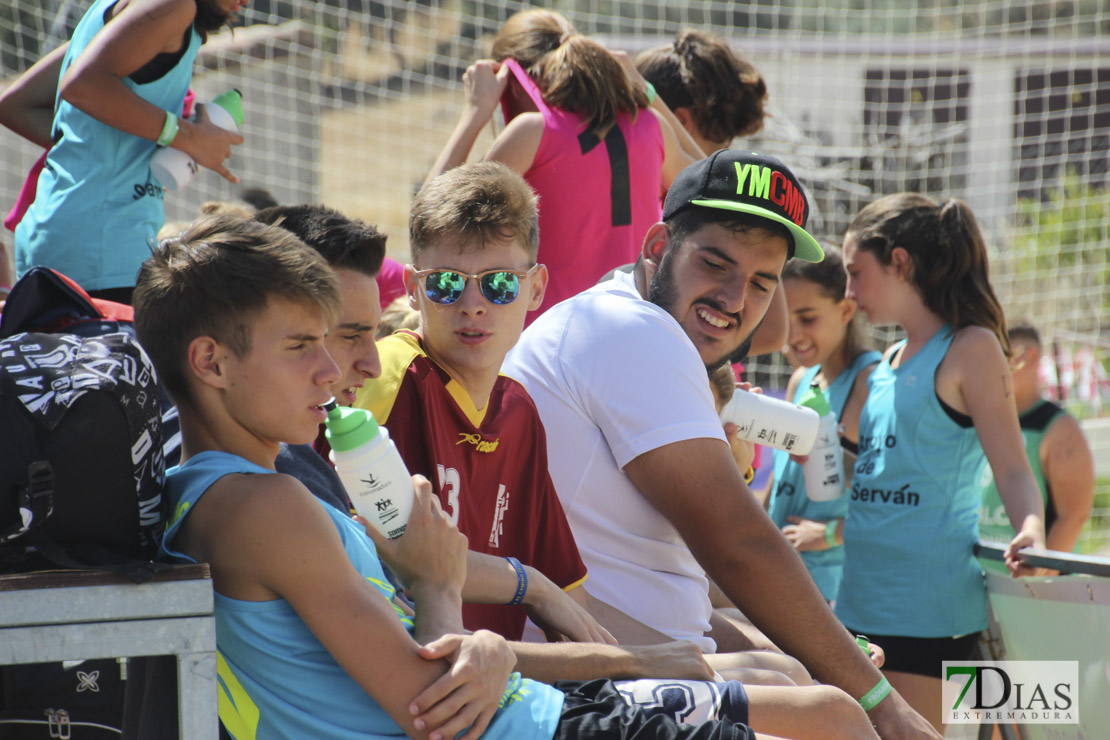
[16,0,200,291]
[768,350,881,601]
[836,327,989,637]
[163,451,564,740]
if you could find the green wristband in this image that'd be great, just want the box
[855,635,871,653]
[644,80,657,104]
[156,110,179,148]
[859,676,892,712]
[825,519,838,547]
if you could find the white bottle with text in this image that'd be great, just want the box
[798,383,846,501]
[325,402,413,539]
[719,387,820,455]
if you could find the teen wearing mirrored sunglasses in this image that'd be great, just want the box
[409,265,541,306]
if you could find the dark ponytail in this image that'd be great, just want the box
[636,28,767,144]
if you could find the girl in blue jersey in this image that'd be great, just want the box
[0,0,246,302]
[768,246,881,602]
[837,193,1046,731]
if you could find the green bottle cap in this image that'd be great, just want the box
[324,401,381,452]
[799,381,832,417]
[212,89,244,127]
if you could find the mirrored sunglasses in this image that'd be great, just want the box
[411,265,537,305]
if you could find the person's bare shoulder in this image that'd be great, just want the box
[486,111,544,174]
[182,470,344,601]
[1042,412,1095,482]
[949,324,1003,358]
[938,325,1008,411]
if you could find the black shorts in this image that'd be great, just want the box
[552,678,751,740]
[848,630,981,678]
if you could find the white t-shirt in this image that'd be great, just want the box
[503,271,726,652]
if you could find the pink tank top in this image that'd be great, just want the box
[500,59,664,323]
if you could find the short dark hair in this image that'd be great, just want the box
[133,214,340,406]
[666,206,792,253]
[255,204,386,278]
[1008,320,1041,351]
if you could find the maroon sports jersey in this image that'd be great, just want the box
[355,331,588,639]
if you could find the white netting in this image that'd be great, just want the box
[2,1,1107,549]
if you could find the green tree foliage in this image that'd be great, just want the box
[1001,175,1110,337]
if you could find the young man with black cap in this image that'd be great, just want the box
[504,150,941,739]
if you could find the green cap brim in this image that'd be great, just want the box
[689,198,824,262]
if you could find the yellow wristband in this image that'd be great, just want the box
[743,465,755,484]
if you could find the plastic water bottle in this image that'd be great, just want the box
[798,382,845,501]
[324,401,413,539]
[719,388,820,455]
[150,89,244,191]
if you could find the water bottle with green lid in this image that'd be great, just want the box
[150,89,245,191]
[324,401,413,539]
[798,382,845,502]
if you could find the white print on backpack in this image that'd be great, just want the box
[138,490,162,527]
[1,332,166,551]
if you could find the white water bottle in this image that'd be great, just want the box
[798,383,846,501]
[150,89,244,191]
[324,402,413,539]
[719,388,820,455]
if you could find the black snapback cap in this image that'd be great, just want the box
[662,150,824,262]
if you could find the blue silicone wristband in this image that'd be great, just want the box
[505,557,527,606]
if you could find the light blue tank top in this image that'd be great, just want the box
[768,350,881,601]
[835,327,988,637]
[163,450,564,740]
[16,0,200,291]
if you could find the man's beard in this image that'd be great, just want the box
[647,246,759,369]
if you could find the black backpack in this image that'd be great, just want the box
[0,331,167,582]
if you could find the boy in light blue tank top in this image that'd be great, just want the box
[134,214,755,740]
[838,193,1046,732]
